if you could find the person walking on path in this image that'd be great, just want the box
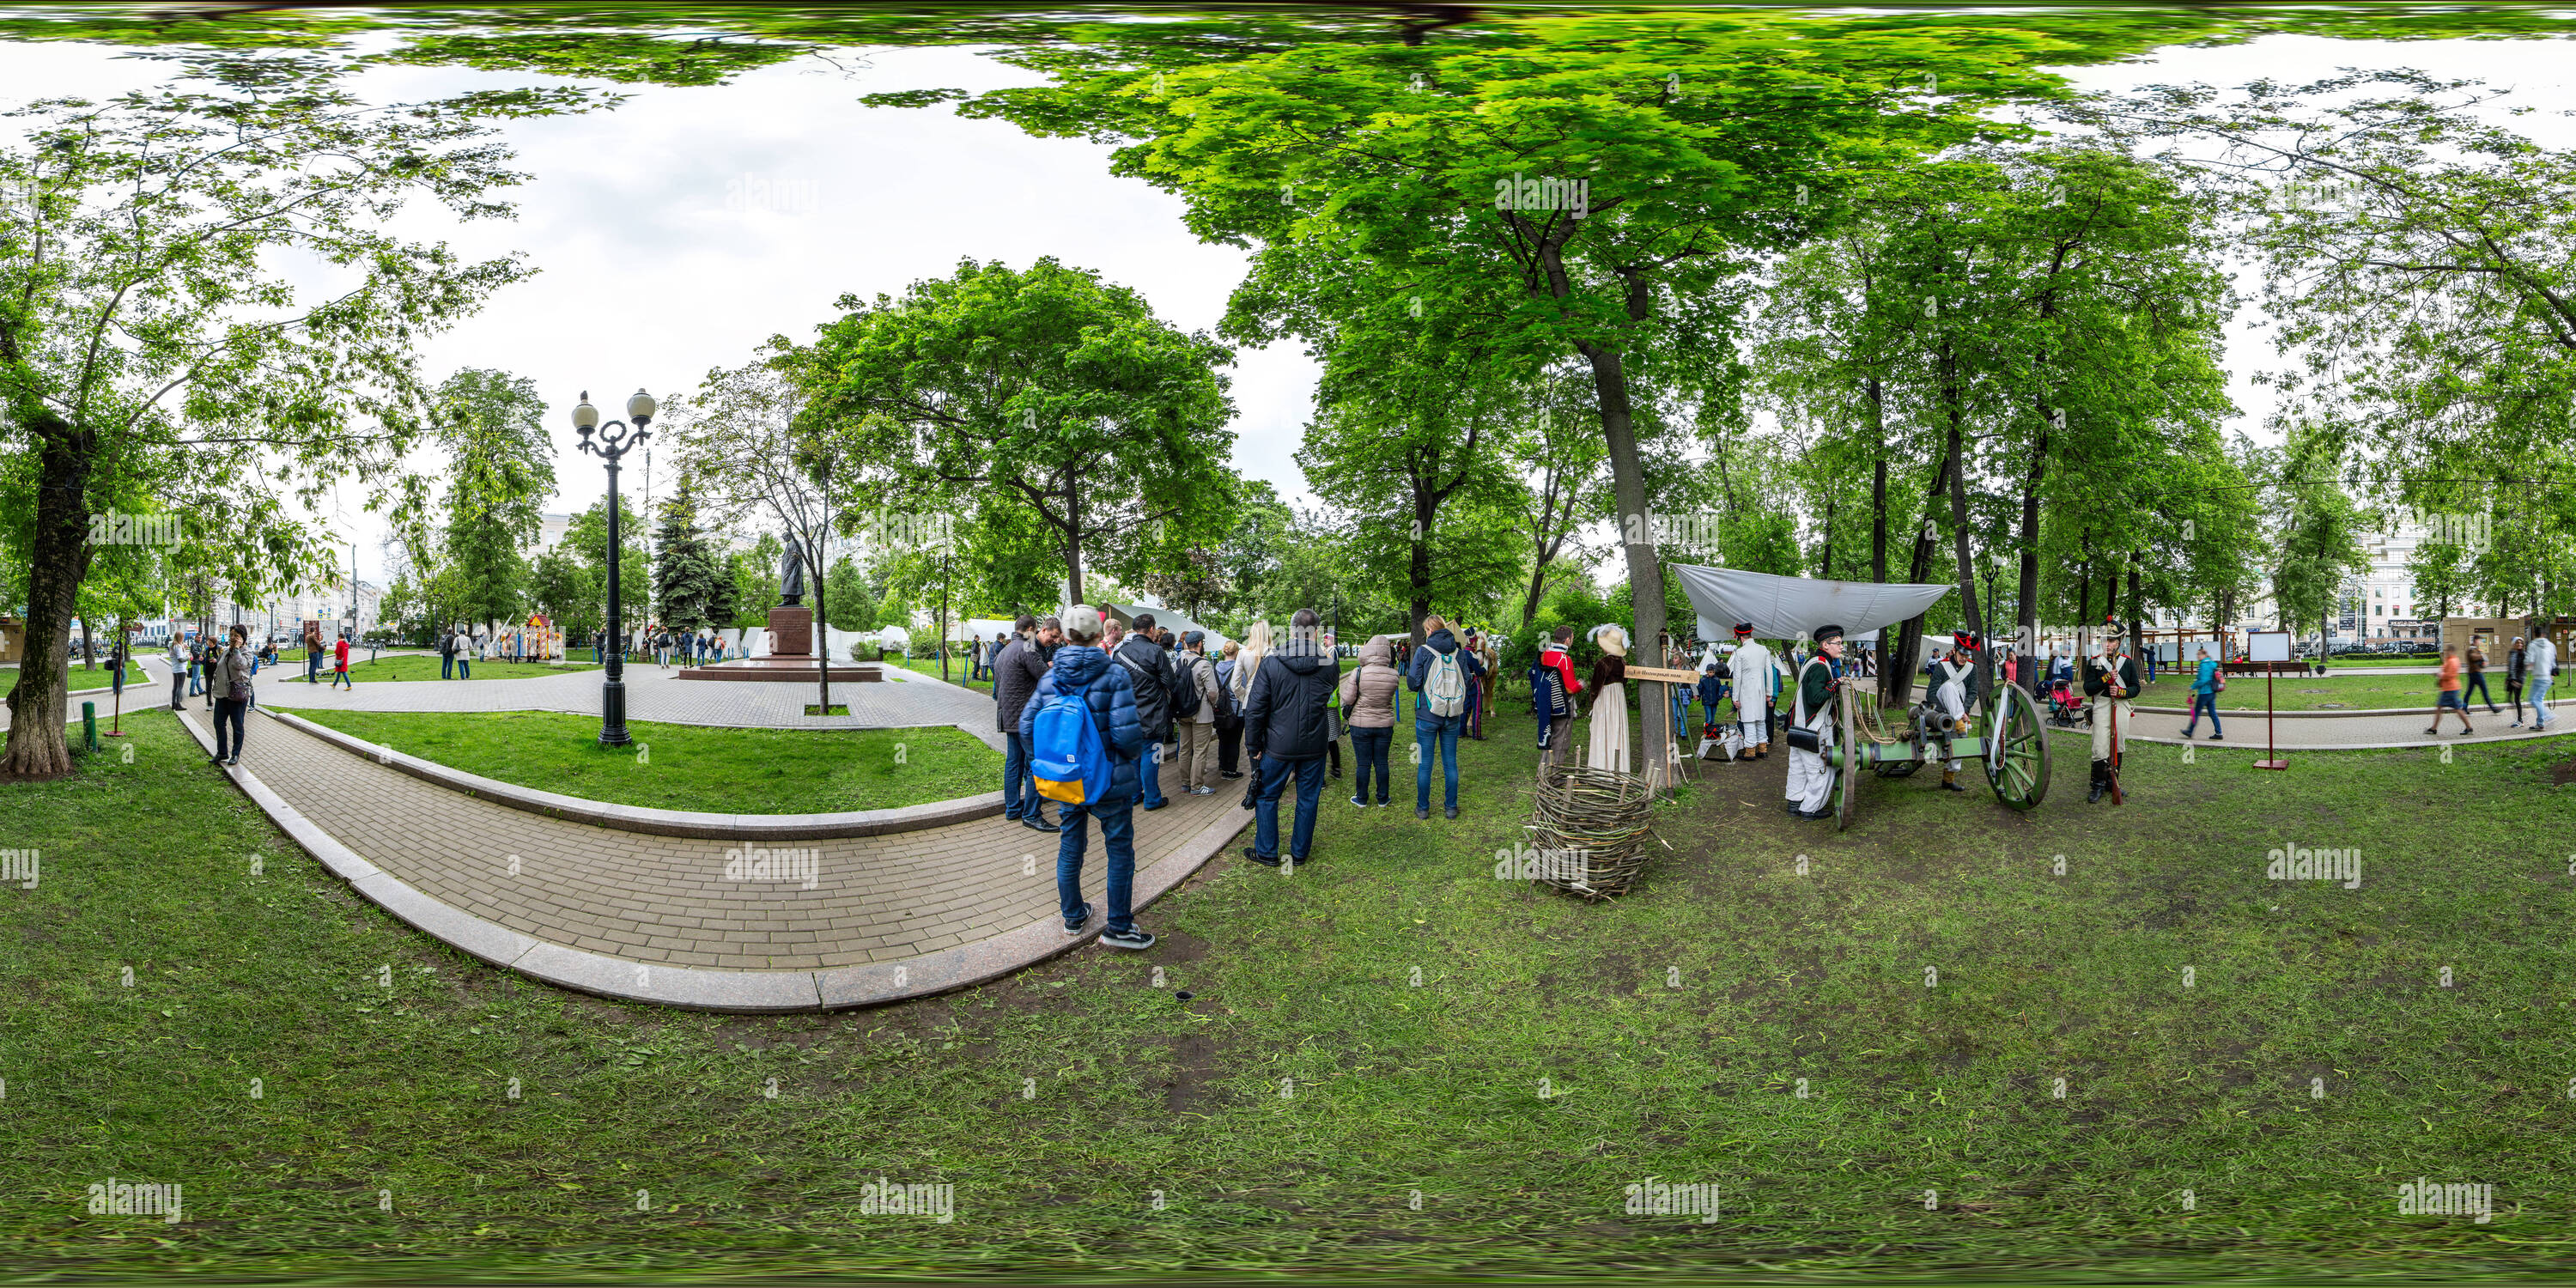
[1176,630,1222,795]
[1214,640,1247,781]
[2178,643,2225,740]
[2464,641,2499,714]
[330,634,354,690]
[210,623,255,767]
[304,626,324,685]
[1113,611,1176,812]
[2428,644,2476,737]
[1534,625,1582,768]
[1407,615,1485,818]
[2507,636,2529,727]
[1243,608,1336,866]
[1234,622,1274,809]
[2527,629,2560,731]
[1340,635,1400,807]
[993,615,1059,832]
[167,632,189,711]
[1018,605,1156,951]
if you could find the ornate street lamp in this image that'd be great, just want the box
[574,388,654,746]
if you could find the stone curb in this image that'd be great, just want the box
[2045,723,2574,751]
[179,708,1255,1012]
[2131,696,2573,720]
[269,708,1002,840]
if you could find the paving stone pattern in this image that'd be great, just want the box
[186,706,1239,970]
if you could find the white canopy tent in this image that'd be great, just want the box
[1672,563,1953,645]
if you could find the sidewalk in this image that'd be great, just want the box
[178,702,1251,1009]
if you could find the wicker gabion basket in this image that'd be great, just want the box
[1528,764,1658,900]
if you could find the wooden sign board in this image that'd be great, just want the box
[1625,665,1704,683]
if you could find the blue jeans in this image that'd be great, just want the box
[2532,675,2555,726]
[306,655,319,684]
[1055,799,1137,933]
[2181,691,2221,735]
[1415,714,1463,811]
[1139,738,1167,807]
[1350,725,1393,803]
[2464,671,2494,708]
[1002,732,1042,819]
[441,654,454,679]
[1254,754,1326,860]
[458,656,471,678]
[212,696,247,760]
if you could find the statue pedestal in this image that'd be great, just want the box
[767,606,813,658]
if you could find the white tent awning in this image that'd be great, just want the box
[1672,563,1952,643]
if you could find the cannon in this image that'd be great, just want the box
[1822,680,2050,829]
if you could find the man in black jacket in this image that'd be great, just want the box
[994,614,1063,831]
[1114,611,1176,812]
[1242,607,1337,867]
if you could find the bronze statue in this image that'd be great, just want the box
[780,538,805,606]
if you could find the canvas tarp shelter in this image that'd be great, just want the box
[1672,563,1953,645]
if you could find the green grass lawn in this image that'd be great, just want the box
[8,703,2576,1279]
[307,655,604,683]
[2138,670,2524,712]
[289,709,999,814]
[888,654,992,696]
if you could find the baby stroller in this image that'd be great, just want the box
[2044,675,2089,727]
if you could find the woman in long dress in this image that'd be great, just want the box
[1586,623,1631,774]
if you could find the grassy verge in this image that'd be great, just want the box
[7,705,2576,1279]
[889,655,993,696]
[288,708,999,814]
[2136,671,2531,711]
[312,655,605,683]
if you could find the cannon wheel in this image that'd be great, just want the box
[1834,683,1862,830]
[1984,683,2050,811]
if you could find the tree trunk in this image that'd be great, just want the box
[1061,465,1085,610]
[1818,489,1835,579]
[2129,556,2145,664]
[3,422,96,778]
[2017,410,2050,696]
[1941,340,1985,651]
[1869,380,1887,585]
[1884,445,1956,713]
[1578,338,1667,783]
[1410,482,1436,647]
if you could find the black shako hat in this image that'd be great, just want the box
[1814,624,1846,644]
[1733,622,1754,636]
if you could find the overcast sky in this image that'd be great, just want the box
[6,22,2574,592]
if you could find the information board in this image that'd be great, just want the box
[2248,631,2292,663]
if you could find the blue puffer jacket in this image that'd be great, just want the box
[1018,644,1147,806]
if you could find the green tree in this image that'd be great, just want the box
[436,368,555,632]
[729,534,784,630]
[652,471,735,633]
[525,545,598,642]
[822,555,879,632]
[565,495,649,645]
[0,55,589,775]
[805,257,1236,607]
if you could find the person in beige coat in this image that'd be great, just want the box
[1340,635,1402,806]
[1175,630,1223,794]
[210,623,256,766]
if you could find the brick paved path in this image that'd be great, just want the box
[246,658,996,736]
[182,702,1242,972]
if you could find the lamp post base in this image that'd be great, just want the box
[599,679,632,746]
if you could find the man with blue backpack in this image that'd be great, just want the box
[1406,615,1485,820]
[1018,605,1157,951]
